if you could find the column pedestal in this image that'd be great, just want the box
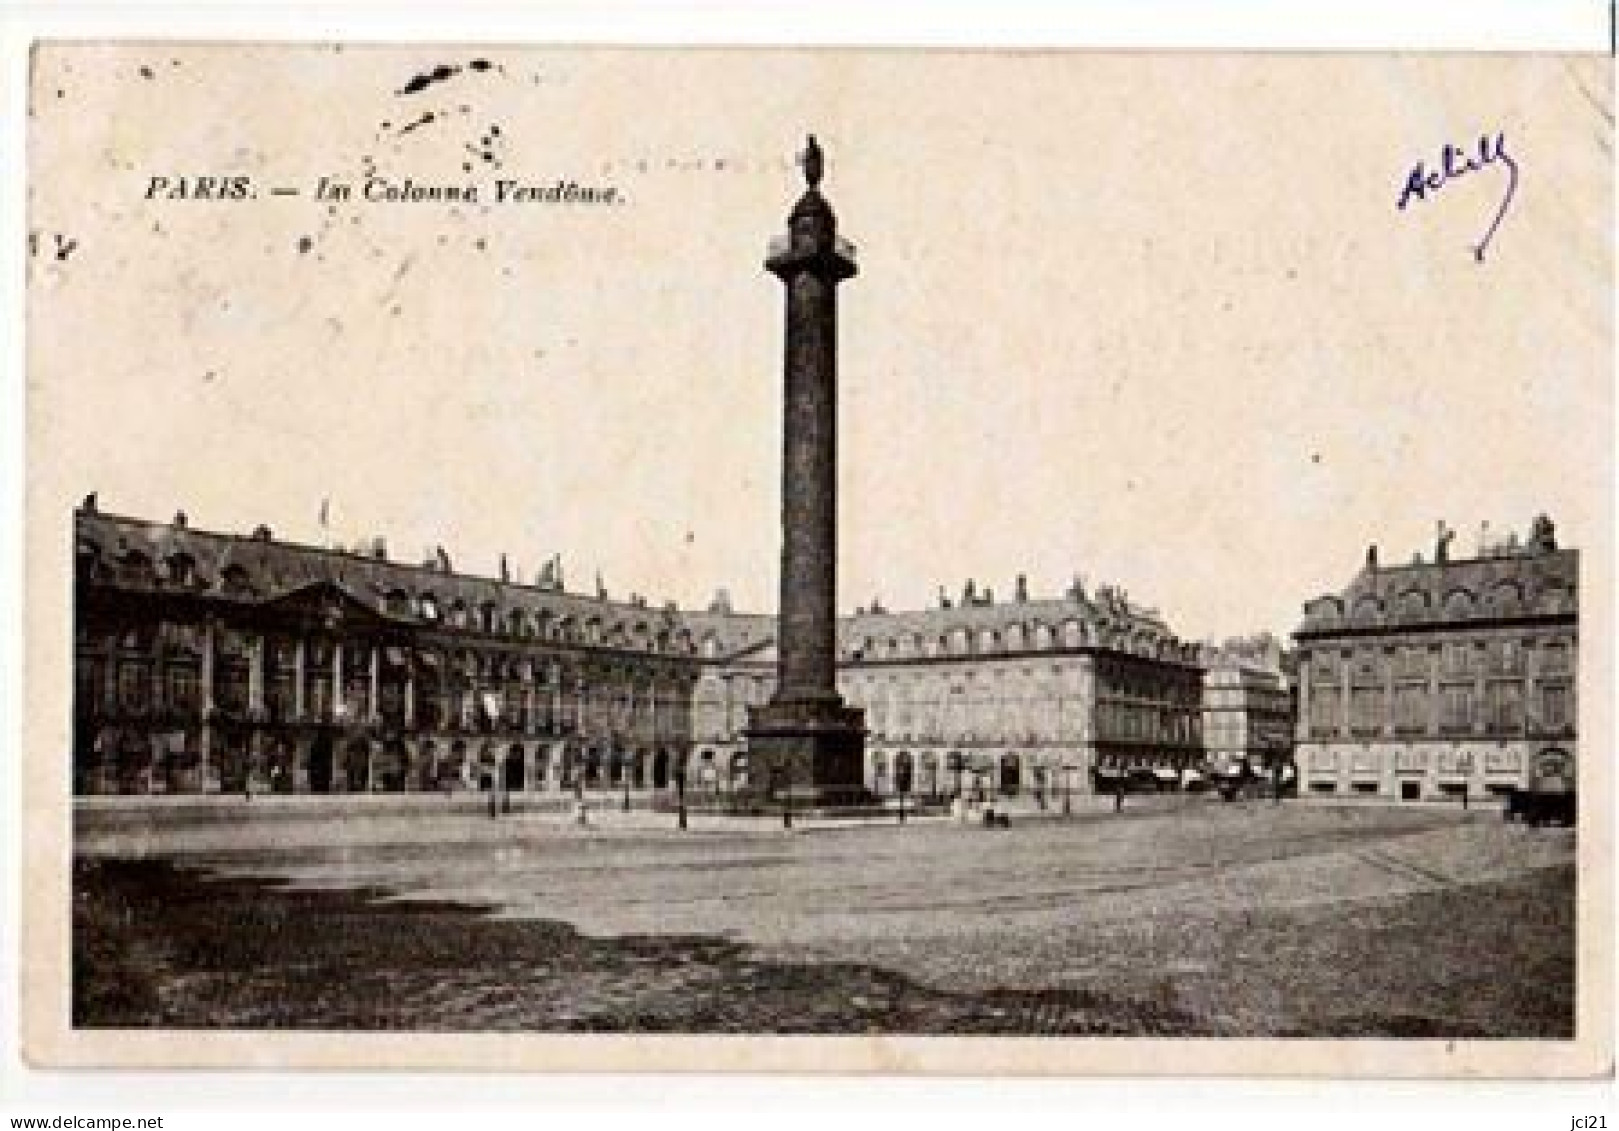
[745,699,869,807]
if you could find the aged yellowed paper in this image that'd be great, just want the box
[25,42,1613,1075]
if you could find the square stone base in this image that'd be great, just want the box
[743,699,868,806]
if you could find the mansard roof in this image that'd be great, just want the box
[1297,544,1578,637]
[74,506,1200,667]
[74,508,698,656]
[834,593,1199,665]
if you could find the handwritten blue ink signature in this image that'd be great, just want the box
[1396,131,1518,263]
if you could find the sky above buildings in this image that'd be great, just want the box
[28,46,1612,640]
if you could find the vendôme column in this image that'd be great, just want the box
[744,135,868,806]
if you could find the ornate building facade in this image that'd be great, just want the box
[73,506,1207,801]
[688,580,1206,802]
[74,506,700,798]
[1292,517,1578,801]
[1200,636,1296,777]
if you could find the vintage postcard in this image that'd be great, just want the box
[22,41,1613,1076]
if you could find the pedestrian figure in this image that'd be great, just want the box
[1115,784,1124,812]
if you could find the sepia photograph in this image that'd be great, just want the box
[19,36,1612,1078]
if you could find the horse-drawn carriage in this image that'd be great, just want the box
[1504,747,1575,827]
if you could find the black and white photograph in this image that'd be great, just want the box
[17,31,1612,1081]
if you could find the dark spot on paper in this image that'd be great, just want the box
[138,66,153,80]
[54,234,78,261]
[397,111,436,136]
[297,236,313,254]
[400,63,459,96]
[474,238,487,252]
[469,59,492,72]
[203,370,217,383]
[1311,453,1322,465]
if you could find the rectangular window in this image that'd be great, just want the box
[1442,643,1471,678]
[1350,687,1385,737]
[1496,640,1524,675]
[267,674,294,720]
[1542,685,1570,730]
[1394,685,1428,735]
[309,679,329,720]
[168,665,199,713]
[1488,682,1524,732]
[1398,647,1429,680]
[118,661,151,712]
[1309,692,1338,737]
[1540,641,1570,675]
[217,663,249,713]
[1440,684,1475,734]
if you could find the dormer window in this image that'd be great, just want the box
[220,564,254,597]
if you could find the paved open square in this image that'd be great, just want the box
[74,798,1575,1036]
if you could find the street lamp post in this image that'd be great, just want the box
[676,763,688,831]
[779,763,794,830]
[1062,762,1073,817]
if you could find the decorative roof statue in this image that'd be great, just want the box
[499,553,510,583]
[82,491,98,513]
[1365,543,1379,571]
[1529,513,1558,553]
[802,133,824,189]
[1014,573,1029,603]
[1434,520,1454,564]
[938,585,952,610]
